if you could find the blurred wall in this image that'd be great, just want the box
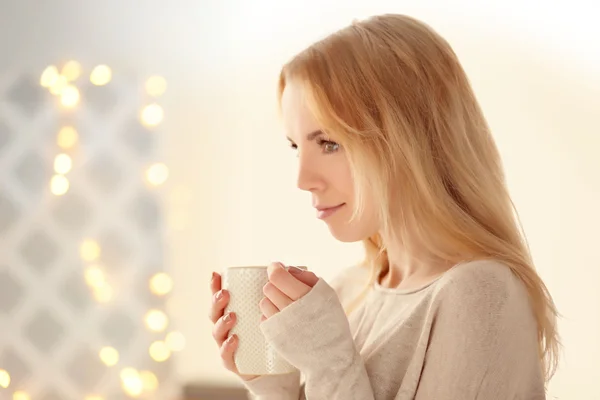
[1,1,598,398]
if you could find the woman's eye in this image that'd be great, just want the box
[319,139,340,154]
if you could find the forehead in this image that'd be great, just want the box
[281,81,321,140]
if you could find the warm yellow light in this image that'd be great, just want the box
[145,309,168,332]
[50,174,70,196]
[140,103,164,127]
[61,85,80,108]
[40,65,59,88]
[0,369,10,388]
[140,370,159,392]
[53,153,73,174]
[149,340,171,362]
[49,75,68,95]
[84,396,104,400]
[93,283,113,303]
[145,75,167,97]
[120,368,143,397]
[57,126,78,149]
[99,346,119,366]
[90,65,112,86]
[149,272,173,296]
[166,331,186,352]
[84,265,105,288]
[61,60,82,81]
[80,239,101,261]
[13,391,30,400]
[145,163,168,186]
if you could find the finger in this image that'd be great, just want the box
[212,312,236,346]
[263,281,293,311]
[210,272,222,294]
[288,267,319,288]
[209,289,229,324]
[267,262,312,301]
[220,334,239,372]
[259,297,279,319]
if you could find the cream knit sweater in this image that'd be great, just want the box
[242,259,546,399]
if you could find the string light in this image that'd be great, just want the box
[40,62,175,397]
[140,103,164,127]
[57,126,78,149]
[145,76,167,97]
[0,369,10,388]
[120,368,143,397]
[84,265,105,288]
[49,75,68,95]
[50,174,70,195]
[80,239,101,262]
[145,163,169,186]
[99,346,119,366]
[13,391,31,400]
[61,60,82,82]
[61,85,80,108]
[149,272,173,296]
[145,309,168,332]
[90,65,112,86]
[139,370,159,392]
[149,341,171,362]
[165,331,186,352]
[40,65,59,88]
[53,153,73,174]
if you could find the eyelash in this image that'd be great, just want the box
[289,139,340,154]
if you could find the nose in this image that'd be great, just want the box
[296,152,324,192]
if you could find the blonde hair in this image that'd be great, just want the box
[277,14,559,381]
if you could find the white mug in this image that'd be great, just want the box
[222,265,306,375]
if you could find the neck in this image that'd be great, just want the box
[378,237,452,289]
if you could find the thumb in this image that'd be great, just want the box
[288,266,319,288]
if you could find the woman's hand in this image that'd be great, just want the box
[260,262,320,321]
[209,272,259,381]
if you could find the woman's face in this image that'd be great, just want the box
[281,81,379,242]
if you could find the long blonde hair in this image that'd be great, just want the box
[277,14,559,381]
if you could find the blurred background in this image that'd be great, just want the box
[0,1,598,399]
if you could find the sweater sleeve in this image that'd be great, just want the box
[258,278,375,400]
[242,370,302,400]
[414,265,546,400]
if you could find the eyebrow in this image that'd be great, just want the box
[286,129,324,143]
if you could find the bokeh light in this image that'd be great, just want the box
[61,85,80,108]
[145,309,168,332]
[54,153,73,174]
[40,65,59,88]
[145,163,168,186]
[145,75,167,97]
[149,340,171,362]
[50,174,70,196]
[80,239,101,261]
[57,126,78,149]
[13,391,30,400]
[61,60,82,81]
[0,369,10,388]
[99,346,119,366]
[149,272,173,296]
[140,103,164,127]
[90,65,112,86]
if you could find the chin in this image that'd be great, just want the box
[326,225,367,243]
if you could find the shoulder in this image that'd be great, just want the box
[432,259,535,329]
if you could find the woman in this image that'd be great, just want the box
[209,13,559,399]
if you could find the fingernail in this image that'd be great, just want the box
[223,312,233,322]
[288,266,305,275]
[226,335,235,344]
[211,272,217,281]
[215,290,224,300]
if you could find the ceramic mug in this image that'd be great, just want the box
[222,265,306,375]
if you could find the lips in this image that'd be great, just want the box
[316,203,345,220]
